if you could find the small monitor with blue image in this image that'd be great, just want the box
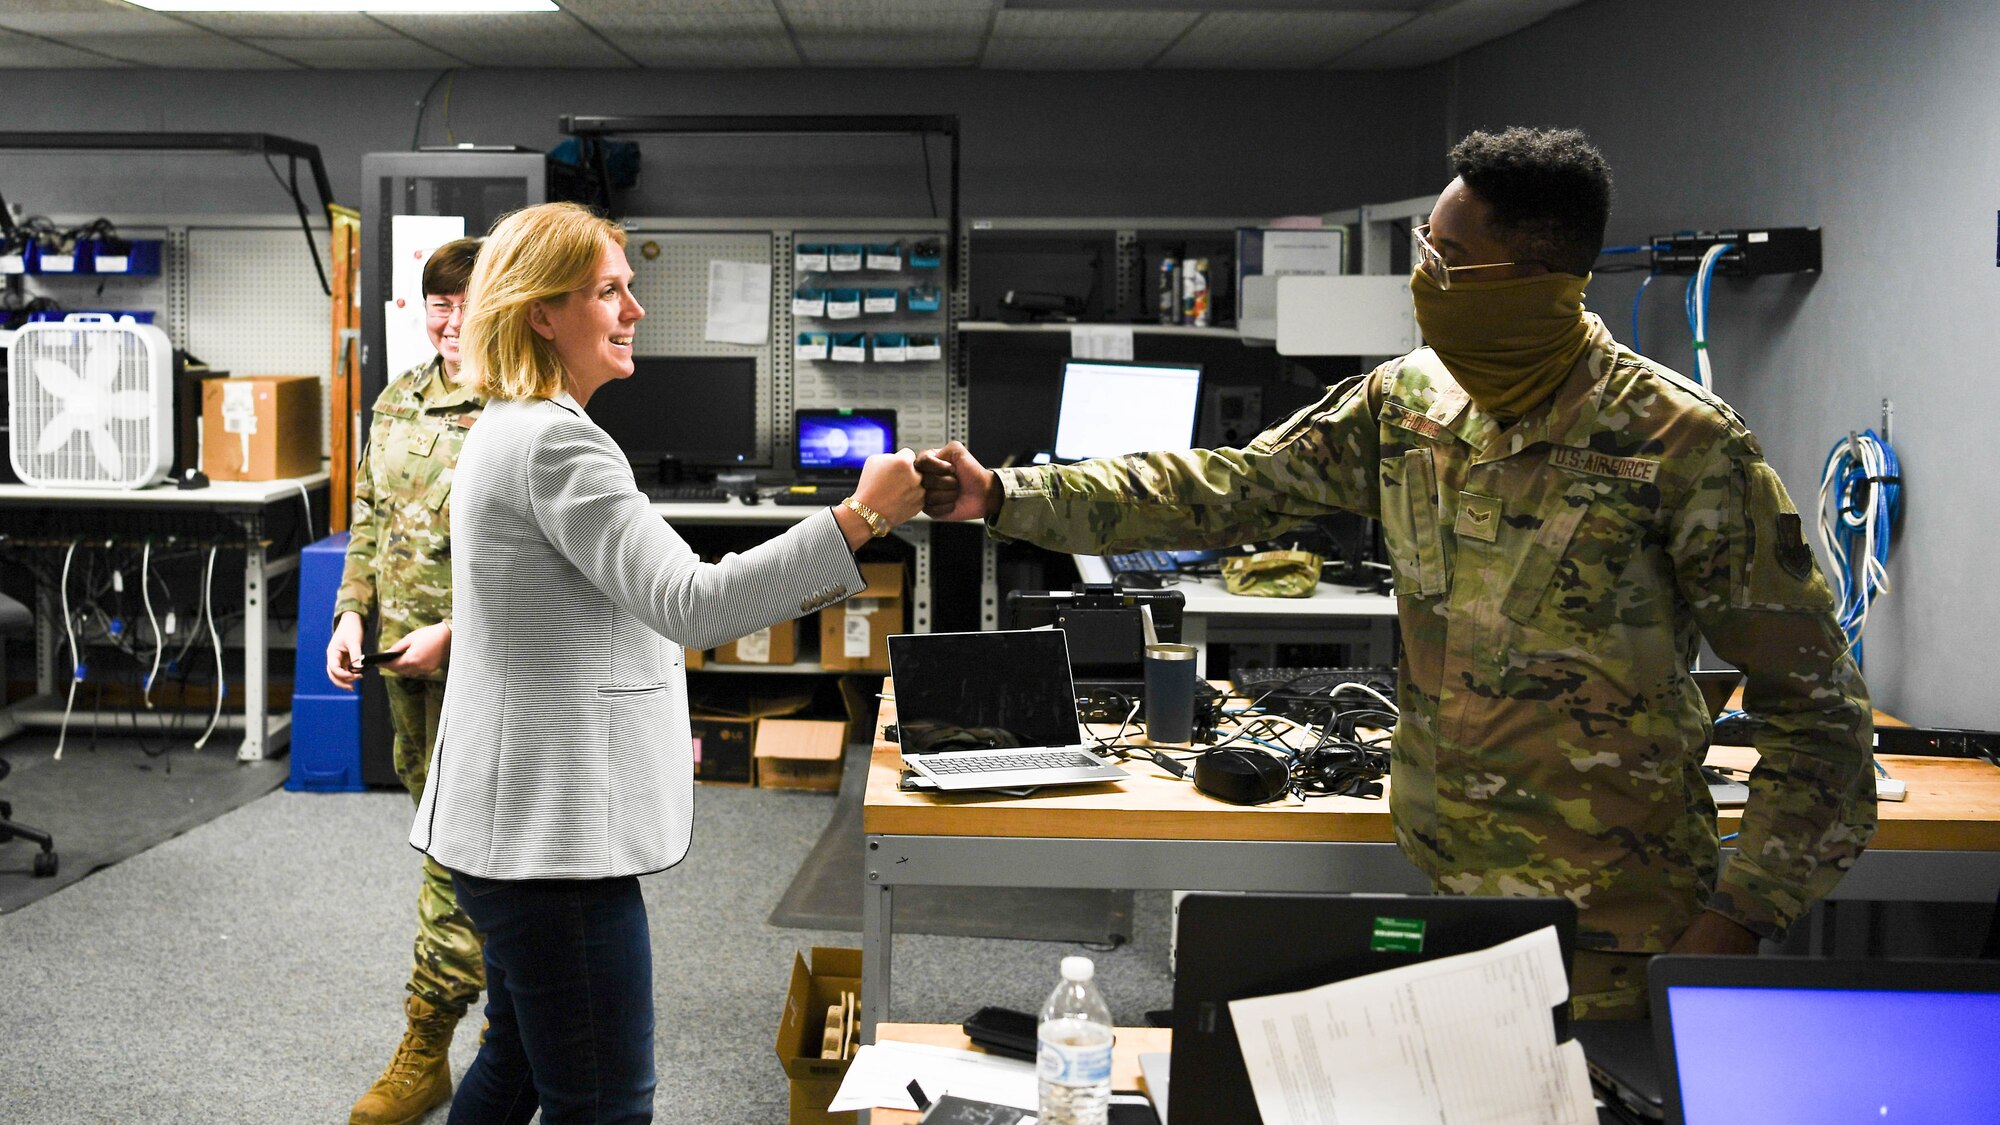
[795,409,897,477]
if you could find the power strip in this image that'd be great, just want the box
[1875,777,1908,802]
[1876,727,2000,759]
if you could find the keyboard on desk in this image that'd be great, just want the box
[1233,666,1397,697]
[1106,550,1178,575]
[920,750,1102,775]
[644,483,730,503]
[771,485,837,506]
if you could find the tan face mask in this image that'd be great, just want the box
[1408,268,1594,418]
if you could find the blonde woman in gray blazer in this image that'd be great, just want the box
[410,202,923,1125]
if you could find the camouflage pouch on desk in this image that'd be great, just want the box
[1220,549,1322,597]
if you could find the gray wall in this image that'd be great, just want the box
[0,68,1439,220]
[1448,0,1999,727]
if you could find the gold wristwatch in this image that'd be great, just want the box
[841,496,891,538]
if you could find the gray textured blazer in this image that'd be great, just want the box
[410,393,865,879]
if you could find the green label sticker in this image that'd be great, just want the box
[1371,916,1426,953]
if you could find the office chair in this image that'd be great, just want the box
[0,591,57,877]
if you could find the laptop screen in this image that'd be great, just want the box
[886,631,1084,754]
[1052,359,1202,462]
[795,409,896,478]
[1656,959,2000,1124]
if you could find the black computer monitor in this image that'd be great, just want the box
[795,408,897,477]
[585,356,758,476]
[1051,358,1203,462]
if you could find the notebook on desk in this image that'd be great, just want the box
[1649,955,2000,1124]
[886,629,1129,792]
[774,408,896,505]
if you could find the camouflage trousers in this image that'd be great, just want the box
[1570,949,1651,1020]
[387,672,486,1018]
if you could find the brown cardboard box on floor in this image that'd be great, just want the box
[201,375,322,481]
[755,718,846,791]
[713,618,799,666]
[818,562,903,672]
[775,947,862,1125]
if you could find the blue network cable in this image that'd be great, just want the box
[1817,428,1901,666]
[1683,242,1731,389]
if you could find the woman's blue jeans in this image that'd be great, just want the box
[446,871,656,1125]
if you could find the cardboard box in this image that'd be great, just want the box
[775,947,862,1125]
[689,714,756,785]
[755,718,847,791]
[689,685,815,786]
[818,563,904,672]
[685,646,707,670]
[202,374,322,481]
[714,618,799,666]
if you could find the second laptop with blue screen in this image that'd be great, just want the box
[887,629,1130,791]
[774,408,897,505]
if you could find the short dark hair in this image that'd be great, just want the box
[1448,127,1611,276]
[422,237,482,298]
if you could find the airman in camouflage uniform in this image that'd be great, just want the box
[922,130,1874,1019]
[328,239,487,1125]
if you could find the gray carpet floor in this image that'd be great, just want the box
[0,735,289,911]
[0,771,1173,1124]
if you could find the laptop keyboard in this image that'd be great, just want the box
[644,483,730,502]
[922,750,1102,775]
[1107,550,1177,574]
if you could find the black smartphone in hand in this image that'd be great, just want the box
[355,650,405,670]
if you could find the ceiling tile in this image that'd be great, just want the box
[785,9,991,36]
[55,33,297,67]
[373,13,634,66]
[621,33,801,67]
[0,25,130,67]
[562,0,779,16]
[1155,10,1407,68]
[1335,0,1586,68]
[249,36,459,69]
[980,35,1166,69]
[0,7,188,37]
[566,8,786,36]
[796,33,983,67]
[175,13,398,40]
[989,10,1198,39]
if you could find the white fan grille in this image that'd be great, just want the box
[7,319,174,490]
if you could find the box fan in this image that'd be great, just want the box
[6,313,173,489]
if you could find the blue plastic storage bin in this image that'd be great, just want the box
[287,533,363,793]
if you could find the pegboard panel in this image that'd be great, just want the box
[185,226,335,450]
[625,230,774,466]
[792,228,952,453]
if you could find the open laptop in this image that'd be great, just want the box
[1651,955,2000,1124]
[886,629,1130,792]
[774,408,896,505]
[1169,892,1578,1124]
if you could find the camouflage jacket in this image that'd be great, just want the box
[333,358,485,681]
[992,314,1876,952]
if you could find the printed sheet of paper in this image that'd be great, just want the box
[1228,926,1596,1125]
[827,1040,1037,1112]
[1069,324,1134,361]
[705,258,771,345]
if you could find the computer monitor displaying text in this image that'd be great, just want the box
[1051,359,1203,462]
[585,356,758,475]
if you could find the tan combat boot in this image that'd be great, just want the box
[350,995,457,1125]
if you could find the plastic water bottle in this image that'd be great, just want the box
[1038,955,1113,1125]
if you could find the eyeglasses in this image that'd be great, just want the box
[424,299,468,320]
[1412,224,1522,291]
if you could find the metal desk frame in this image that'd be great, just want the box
[0,474,326,761]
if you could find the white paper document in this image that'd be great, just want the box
[704,258,771,345]
[1228,926,1595,1125]
[1069,324,1133,361]
[828,1040,1038,1112]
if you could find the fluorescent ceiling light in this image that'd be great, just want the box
[126,1,560,12]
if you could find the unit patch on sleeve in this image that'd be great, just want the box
[1550,446,1661,483]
